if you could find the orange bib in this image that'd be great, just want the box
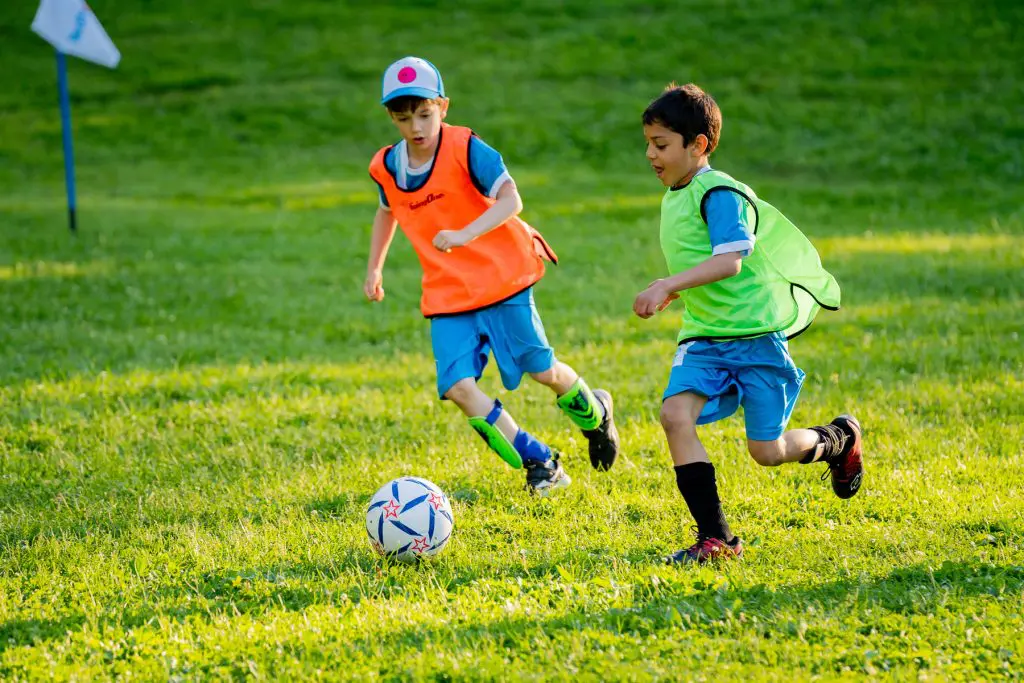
[370,124,557,317]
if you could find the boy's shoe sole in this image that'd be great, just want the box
[664,536,744,565]
[524,455,571,497]
[827,414,863,499]
[584,389,620,471]
[531,471,571,498]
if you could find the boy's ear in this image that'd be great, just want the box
[440,97,450,120]
[691,134,709,156]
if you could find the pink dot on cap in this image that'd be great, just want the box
[397,67,417,84]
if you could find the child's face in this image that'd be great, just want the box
[643,121,708,187]
[389,99,449,152]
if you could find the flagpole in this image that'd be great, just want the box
[55,49,77,233]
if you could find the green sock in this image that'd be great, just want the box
[556,377,603,431]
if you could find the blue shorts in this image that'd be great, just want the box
[430,288,555,399]
[663,332,805,441]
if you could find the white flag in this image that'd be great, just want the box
[32,0,120,68]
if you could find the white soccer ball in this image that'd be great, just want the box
[365,476,454,562]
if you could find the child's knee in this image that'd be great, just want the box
[660,403,698,435]
[444,378,477,404]
[747,439,784,466]
[529,367,557,386]
[530,360,573,388]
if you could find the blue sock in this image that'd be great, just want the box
[513,430,552,463]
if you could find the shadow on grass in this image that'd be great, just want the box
[2,557,1021,657]
[338,558,1024,671]
[0,553,376,651]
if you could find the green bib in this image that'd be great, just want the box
[659,169,840,342]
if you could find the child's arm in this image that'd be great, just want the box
[635,189,754,319]
[431,180,522,252]
[364,206,398,302]
[633,252,743,319]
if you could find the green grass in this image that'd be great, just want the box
[2,0,1023,679]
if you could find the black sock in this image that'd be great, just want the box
[801,424,847,464]
[674,462,733,542]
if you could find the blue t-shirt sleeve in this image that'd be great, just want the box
[705,189,755,257]
[468,136,511,198]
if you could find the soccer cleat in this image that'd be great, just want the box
[664,533,743,565]
[523,452,571,497]
[823,414,864,499]
[583,389,620,471]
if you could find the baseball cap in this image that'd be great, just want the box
[381,56,446,104]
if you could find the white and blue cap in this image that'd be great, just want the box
[381,56,446,104]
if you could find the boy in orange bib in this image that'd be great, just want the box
[364,57,620,495]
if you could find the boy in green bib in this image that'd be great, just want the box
[635,84,865,564]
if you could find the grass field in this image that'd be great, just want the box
[2,0,1023,679]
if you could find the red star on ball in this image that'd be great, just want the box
[411,537,430,553]
[382,500,400,519]
[427,492,445,510]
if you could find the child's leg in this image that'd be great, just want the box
[740,362,864,498]
[661,392,734,543]
[736,355,821,466]
[746,402,849,468]
[530,362,601,429]
[531,362,620,471]
[445,377,519,441]
[748,419,863,496]
[478,287,619,470]
[444,378,551,469]
[432,308,568,494]
[746,429,820,466]
[658,343,744,564]
[476,289,601,428]
[528,360,577,396]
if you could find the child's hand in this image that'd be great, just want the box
[364,269,385,302]
[634,280,679,319]
[432,229,471,252]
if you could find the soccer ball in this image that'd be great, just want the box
[365,476,454,562]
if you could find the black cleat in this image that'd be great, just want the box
[524,453,571,497]
[583,389,620,471]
